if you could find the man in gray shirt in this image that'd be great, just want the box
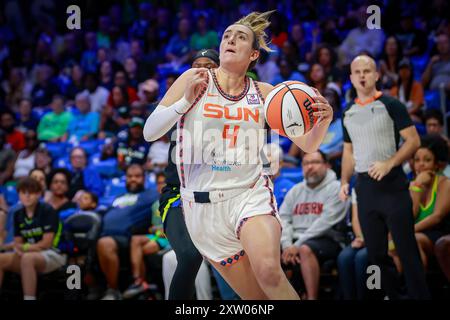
[340,55,430,299]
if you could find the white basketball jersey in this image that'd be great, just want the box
[176,70,268,191]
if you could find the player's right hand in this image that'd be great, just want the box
[184,68,209,104]
[339,183,350,201]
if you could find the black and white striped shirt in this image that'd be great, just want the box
[342,93,413,173]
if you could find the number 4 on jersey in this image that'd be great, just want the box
[222,125,240,148]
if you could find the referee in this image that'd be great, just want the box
[339,55,430,299]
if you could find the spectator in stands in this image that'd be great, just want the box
[138,79,160,113]
[13,130,38,180]
[76,190,98,212]
[280,151,347,299]
[65,64,85,100]
[95,164,158,300]
[165,18,192,68]
[1,110,25,152]
[190,13,219,51]
[379,36,403,90]
[0,129,16,185]
[44,168,76,215]
[313,45,343,86]
[254,50,279,84]
[16,98,39,132]
[1,67,32,112]
[99,60,114,90]
[37,95,72,142]
[422,33,450,92]
[146,133,170,174]
[30,64,59,108]
[262,143,294,207]
[82,72,109,113]
[116,117,149,170]
[395,12,428,57]
[34,147,52,176]
[67,147,104,199]
[435,234,450,282]
[272,58,306,85]
[29,168,49,199]
[280,40,301,69]
[338,6,385,66]
[307,63,329,94]
[100,86,129,137]
[63,92,100,143]
[0,178,66,300]
[390,58,424,122]
[337,191,369,300]
[124,57,139,89]
[106,70,139,106]
[81,32,98,73]
[289,23,313,63]
[122,210,168,299]
[424,110,450,175]
[390,135,450,272]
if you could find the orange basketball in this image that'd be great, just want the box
[263,81,319,138]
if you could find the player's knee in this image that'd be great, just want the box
[254,258,283,288]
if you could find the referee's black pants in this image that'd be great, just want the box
[355,167,430,299]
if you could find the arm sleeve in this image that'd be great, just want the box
[384,97,414,131]
[143,97,191,142]
[279,187,296,249]
[294,185,348,247]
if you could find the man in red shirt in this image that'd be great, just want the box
[1,110,25,152]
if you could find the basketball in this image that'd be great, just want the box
[263,81,319,138]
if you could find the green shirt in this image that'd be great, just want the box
[416,176,439,223]
[190,31,219,51]
[37,111,73,141]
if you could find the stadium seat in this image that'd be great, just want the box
[55,156,71,169]
[3,185,18,207]
[424,90,441,110]
[44,142,70,159]
[90,158,121,178]
[77,139,106,156]
[103,177,127,198]
[280,167,304,184]
[278,136,293,154]
[415,123,427,136]
[410,55,429,81]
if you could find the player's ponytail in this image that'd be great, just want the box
[235,10,275,53]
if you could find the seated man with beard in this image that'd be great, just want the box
[90,164,159,300]
[280,151,347,300]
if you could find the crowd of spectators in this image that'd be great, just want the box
[0,0,449,300]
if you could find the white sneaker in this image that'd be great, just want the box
[101,288,122,300]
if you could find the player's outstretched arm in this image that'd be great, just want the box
[258,82,333,153]
[143,68,208,142]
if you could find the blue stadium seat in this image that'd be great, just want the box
[410,55,429,81]
[77,139,106,156]
[90,158,121,178]
[44,142,70,159]
[103,177,127,198]
[3,185,18,207]
[424,90,440,110]
[280,167,303,184]
[55,156,71,169]
[415,123,426,136]
[278,136,293,154]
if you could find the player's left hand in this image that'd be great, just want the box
[368,160,394,181]
[311,88,333,126]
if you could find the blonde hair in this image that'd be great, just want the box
[234,10,275,53]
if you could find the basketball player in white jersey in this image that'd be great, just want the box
[143,11,333,299]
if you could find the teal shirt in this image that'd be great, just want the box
[37,111,73,141]
[190,31,219,51]
[67,111,100,141]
